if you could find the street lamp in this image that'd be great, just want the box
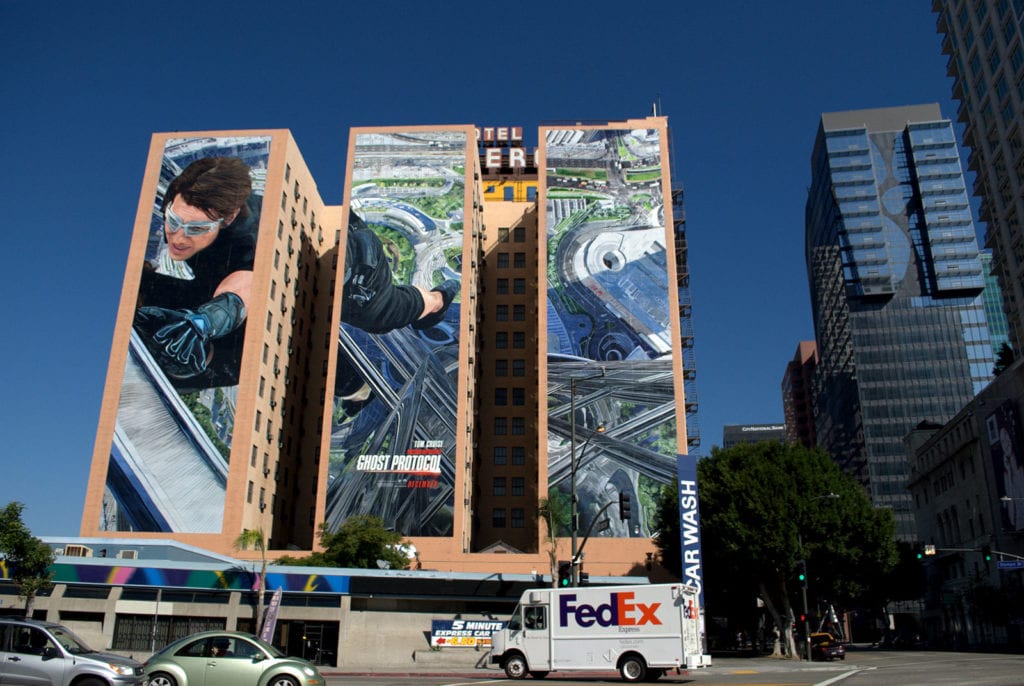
[800,492,839,661]
[569,369,605,586]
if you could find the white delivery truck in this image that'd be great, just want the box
[490,583,710,681]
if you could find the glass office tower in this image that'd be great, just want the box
[806,104,994,539]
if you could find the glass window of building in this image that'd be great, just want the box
[511,508,525,528]
[497,278,509,294]
[495,388,508,405]
[513,278,526,294]
[493,509,506,528]
[513,304,526,321]
[494,417,508,435]
[512,446,525,465]
[513,359,526,376]
[495,359,508,376]
[498,253,510,268]
[513,331,526,348]
[511,477,525,496]
[493,477,506,496]
[494,446,507,465]
[514,252,526,268]
[512,417,525,435]
[496,304,509,321]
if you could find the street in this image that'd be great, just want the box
[319,650,1024,686]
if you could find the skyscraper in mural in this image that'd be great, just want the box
[805,104,994,539]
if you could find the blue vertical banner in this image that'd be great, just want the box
[676,453,704,608]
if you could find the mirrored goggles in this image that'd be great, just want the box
[164,202,225,236]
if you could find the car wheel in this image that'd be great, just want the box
[148,673,178,686]
[268,676,298,686]
[504,653,528,679]
[619,654,647,682]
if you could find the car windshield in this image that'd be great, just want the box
[49,626,94,655]
[811,634,832,645]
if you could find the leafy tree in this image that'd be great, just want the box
[278,516,409,570]
[0,502,55,616]
[651,484,681,577]
[661,442,896,658]
[538,490,571,587]
[234,528,267,632]
[993,342,1015,376]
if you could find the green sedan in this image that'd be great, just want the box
[143,631,325,686]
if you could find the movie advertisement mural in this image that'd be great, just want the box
[544,124,683,540]
[987,400,1024,532]
[103,135,272,533]
[324,129,468,537]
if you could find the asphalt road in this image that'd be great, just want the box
[321,650,1024,686]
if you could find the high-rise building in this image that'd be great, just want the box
[933,0,1024,348]
[782,341,818,449]
[81,119,702,579]
[981,250,1012,355]
[805,105,995,539]
[721,424,787,449]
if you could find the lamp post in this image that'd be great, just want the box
[569,369,605,586]
[800,492,838,661]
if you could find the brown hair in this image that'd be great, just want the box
[162,157,252,221]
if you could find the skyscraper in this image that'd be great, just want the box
[805,105,994,539]
[782,341,818,449]
[934,0,1024,349]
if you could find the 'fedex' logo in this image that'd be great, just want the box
[559,592,662,628]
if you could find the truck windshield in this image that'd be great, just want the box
[508,606,523,631]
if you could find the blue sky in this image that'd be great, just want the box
[0,1,965,535]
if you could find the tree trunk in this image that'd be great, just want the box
[23,592,35,618]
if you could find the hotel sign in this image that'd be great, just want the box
[477,125,534,169]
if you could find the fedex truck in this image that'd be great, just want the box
[490,583,710,681]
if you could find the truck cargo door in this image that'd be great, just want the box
[522,605,551,670]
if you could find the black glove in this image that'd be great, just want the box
[135,292,246,378]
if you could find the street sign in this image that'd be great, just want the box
[997,560,1024,570]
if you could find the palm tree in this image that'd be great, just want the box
[234,528,267,632]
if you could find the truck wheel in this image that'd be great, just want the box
[504,653,528,679]
[619,654,647,682]
[529,671,549,679]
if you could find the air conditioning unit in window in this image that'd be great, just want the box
[63,545,92,557]
[116,550,138,560]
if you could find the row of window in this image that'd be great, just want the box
[492,476,526,496]
[493,507,526,528]
[495,252,528,268]
[494,387,527,406]
[497,226,528,243]
[495,278,528,295]
[496,303,528,320]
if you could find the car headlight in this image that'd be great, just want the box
[108,663,135,676]
[303,666,315,676]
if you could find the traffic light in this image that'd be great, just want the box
[578,566,590,586]
[795,560,807,588]
[619,492,631,521]
[558,561,572,587]
[982,545,992,562]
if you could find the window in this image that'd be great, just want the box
[494,477,507,496]
[494,446,507,465]
[495,388,508,405]
[494,417,508,435]
[511,477,525,496]
[513,278,527,294]
[514,252,526,268]
[513,331,526,348]
[496,278,509,294]
[496,332,509,348]
[513,304,526,321]
[496,305,509,321]
[247,481,253,503]
[511,508,525,528]
[495,359,509,376]
[512,388,525,406]
[514,226,526,242]
[493,509,507,528]
[512,446,525,465]
[512,417,525,435]
[250,446,257,467]
[513,359,526,376]
[499,227,510,242]
[497,253,510,268]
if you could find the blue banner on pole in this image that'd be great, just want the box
[676,453,704,607]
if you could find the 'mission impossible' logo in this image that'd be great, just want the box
[558,592,661,628]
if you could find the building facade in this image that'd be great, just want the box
[721,424,788,449]
[782,341,819,449]
[905,357,1024,650]
[81,119,700,580]
[934,0,1024,350]
[805,105,995,539]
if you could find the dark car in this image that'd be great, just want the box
[810,632,845,661]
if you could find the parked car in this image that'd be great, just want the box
[143,630,325,686]
[810,632,845,661]
[0,616,145,685]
